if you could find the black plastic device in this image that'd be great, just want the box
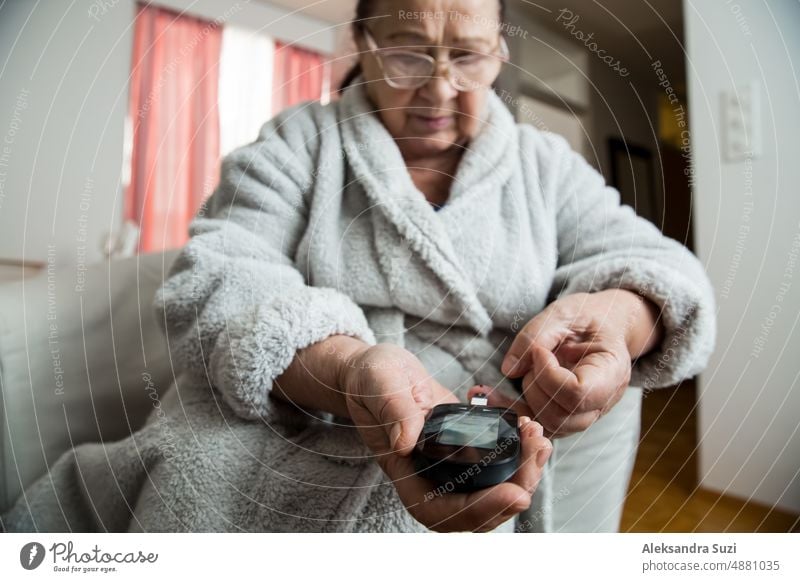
[412,394,520,492]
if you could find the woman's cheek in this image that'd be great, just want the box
[458,92,488,139]
[383,110,408,138]
[457,116,475,141]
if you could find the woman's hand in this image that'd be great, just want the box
[339,343,552,531]
[339,343,456,458]
[500,290,663,439]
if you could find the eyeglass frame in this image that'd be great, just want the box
[359,26,510,92]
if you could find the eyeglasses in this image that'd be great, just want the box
[361,28,509,92]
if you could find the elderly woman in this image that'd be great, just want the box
[158,0,715,531]
[4,0,715,533]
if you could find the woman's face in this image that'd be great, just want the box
[356,0,505,161]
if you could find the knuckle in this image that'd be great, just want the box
[571,381,599,411]
[520,372,537,393]
[376,395,407,427]
[572,381,590,403]
[513,335,535,357]
[538,413,562,434]
[574,411,601,432]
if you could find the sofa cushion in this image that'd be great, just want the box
[0,250,179,513]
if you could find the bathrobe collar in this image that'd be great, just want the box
[338,79,519,336]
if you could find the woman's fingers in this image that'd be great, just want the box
[462,389,552,480]
[426,478,534,532]
[530,344,598,411]
[355,351,460,457]
[456,483,531,532]
[553,341,594,369]
[352,346,553,531]
[532,345,623,413]
[521,382,571,435]
[516,350,610,436]
[501,316,567,378]
[385,413,552,532]
[523,345,580,414]
[353,370,430,456]
[509,417,551,492]
[428,417,552,532]
[470,418,553,531]
[377,394,428,455]
[530,400,600,437]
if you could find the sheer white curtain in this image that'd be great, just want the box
[218,25,275,157]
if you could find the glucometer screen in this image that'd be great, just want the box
[437,411,500,449]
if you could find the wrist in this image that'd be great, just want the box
[272,334,371,419]
[595,289,663,359]
[622,291,664,359]
[325,335,371,396]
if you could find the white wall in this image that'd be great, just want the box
[0,0,137,268]
[500,2,663,214]
[0,0,337,269]
[685,0,800,513]
[512,14,592,111]
[498,5,593,163]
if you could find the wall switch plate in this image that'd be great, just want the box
[721,81,762,162]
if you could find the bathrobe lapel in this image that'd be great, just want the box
[339,84,518,337]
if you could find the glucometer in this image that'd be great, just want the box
[413,393,521,492]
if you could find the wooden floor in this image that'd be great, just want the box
[621,381,799,532]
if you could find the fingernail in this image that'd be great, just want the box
[536,444,552,468]
[503,356,519,375]
[471,384,490,396]
[518,415,531,428]
[390,423,402,449]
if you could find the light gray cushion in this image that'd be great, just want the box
[0,251,178,513]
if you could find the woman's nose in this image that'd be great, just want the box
[418,62,460,104]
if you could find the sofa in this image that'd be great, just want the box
[0,250,179,514]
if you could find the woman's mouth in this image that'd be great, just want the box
[412,115,454,131]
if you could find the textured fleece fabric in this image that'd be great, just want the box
[3,78,715,532]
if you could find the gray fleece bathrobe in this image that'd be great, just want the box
[4,80,716,533]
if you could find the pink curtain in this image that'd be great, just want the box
[272,41,328,114]
[126,3,222,253]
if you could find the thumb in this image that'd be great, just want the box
[378,392,428,456]
[392,377,460,455]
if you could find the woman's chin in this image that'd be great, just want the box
[399,133,463,159]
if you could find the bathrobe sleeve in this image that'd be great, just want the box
[154,106,376,420]
[535,130,716,390]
